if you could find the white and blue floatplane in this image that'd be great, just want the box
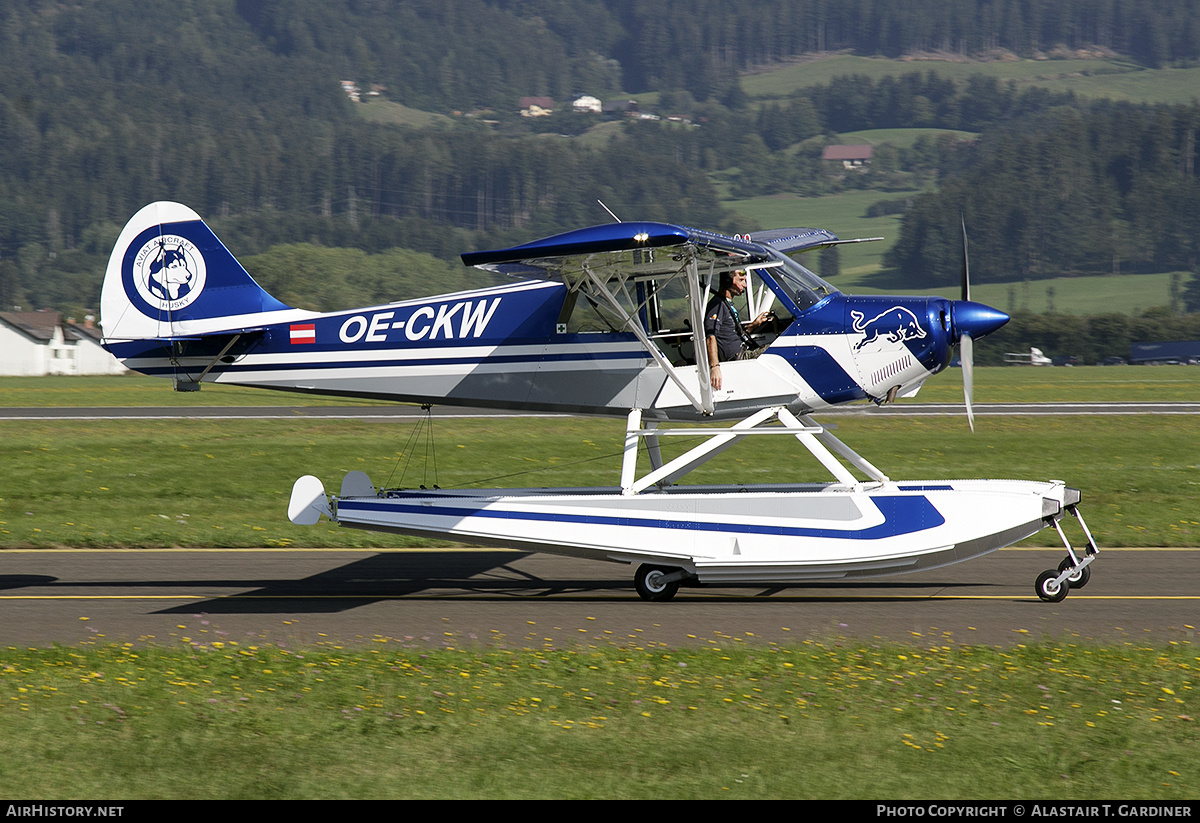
[101,202,1099,601]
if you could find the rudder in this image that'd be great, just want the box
[100,202,291,341]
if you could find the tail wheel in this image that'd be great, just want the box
[1057,556,1091,589]
[634,565,681,602]
[1035,569,1068,603]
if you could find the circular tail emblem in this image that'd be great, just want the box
[131,235,207,311]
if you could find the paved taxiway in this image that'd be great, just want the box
[0,546,1195,648]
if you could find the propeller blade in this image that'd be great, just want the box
[960,213,970,303]
[961,332,975,432]
[959,213,975,431]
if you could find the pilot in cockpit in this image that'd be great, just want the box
[704,269,775,390]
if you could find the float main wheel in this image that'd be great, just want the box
[634,565,681,602]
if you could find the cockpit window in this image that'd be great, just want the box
[757,251,839,312]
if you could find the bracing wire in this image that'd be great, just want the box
[383,404,439,490]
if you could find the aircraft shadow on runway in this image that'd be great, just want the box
[149,551,636,614]
[0,575,59,590]
[144,551,998,613]
[0,553,1004,614]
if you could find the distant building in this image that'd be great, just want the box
[572,95,602,113]
[822,145,874,168]
[519,97,555,117]
[603,99,639,117]
[0,310,126,376]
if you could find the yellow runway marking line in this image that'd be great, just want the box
[1002,547,1200,551]
[0,595,206,600]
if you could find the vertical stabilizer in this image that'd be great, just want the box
[100,202,291,341]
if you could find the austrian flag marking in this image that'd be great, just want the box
[290,323,316,344]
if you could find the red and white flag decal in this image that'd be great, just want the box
[290,323,316,344]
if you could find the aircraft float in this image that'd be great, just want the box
[101,202,1099,602]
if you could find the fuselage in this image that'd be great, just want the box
[100,203,1008,422]
[106,278,971,422]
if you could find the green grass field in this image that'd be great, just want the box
[354,98,455,129]
[725,189,909,277]
[0,640,1195,799]
[2,369,1198,550]
[0,374,393,408]
[6,414,1196,549]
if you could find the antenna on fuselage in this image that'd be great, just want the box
[597,200,623,223]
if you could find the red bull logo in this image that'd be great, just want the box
[850,306,928,352]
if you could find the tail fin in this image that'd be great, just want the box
[100,202,292,341]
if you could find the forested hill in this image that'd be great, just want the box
[3,0,1200,316]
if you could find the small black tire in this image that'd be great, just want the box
[1057,557,1091,589]
[1035,569,1068,603]
[634,565,680,602]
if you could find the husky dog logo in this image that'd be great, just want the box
[850,306,927,351]
[131,235,207,311]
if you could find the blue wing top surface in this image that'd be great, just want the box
[459,222,813,269]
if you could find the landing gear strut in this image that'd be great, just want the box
[1034,501,1099,602]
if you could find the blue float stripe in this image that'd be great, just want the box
[338,495,945,541]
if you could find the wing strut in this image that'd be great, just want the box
[581,260,713,416]
[686,254,715,415]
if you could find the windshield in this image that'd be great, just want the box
[759,250,839,312]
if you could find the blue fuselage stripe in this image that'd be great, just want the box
[129,347,653,376]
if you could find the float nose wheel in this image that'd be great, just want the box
[1058,555,1091,589]
[1035,569,1068,602]
[1035,502,1099,603]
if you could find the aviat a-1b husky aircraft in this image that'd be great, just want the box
[101,201,1099,602]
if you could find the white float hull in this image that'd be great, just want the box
[322,479,1070,584]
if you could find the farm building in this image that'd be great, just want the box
[822,145,874,168]
[0,310,126,376]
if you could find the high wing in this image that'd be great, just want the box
[461,222,844,416]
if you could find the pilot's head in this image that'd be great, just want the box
[719,270,748,296]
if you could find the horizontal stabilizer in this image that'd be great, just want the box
[288,476,331,525]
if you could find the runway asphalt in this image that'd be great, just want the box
[1,545,1195,648]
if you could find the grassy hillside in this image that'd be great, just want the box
[725,189,1184,313]
[740,53,1200,105]
[724,190,904,278]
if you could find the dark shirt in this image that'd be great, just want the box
[704,297,744,362]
